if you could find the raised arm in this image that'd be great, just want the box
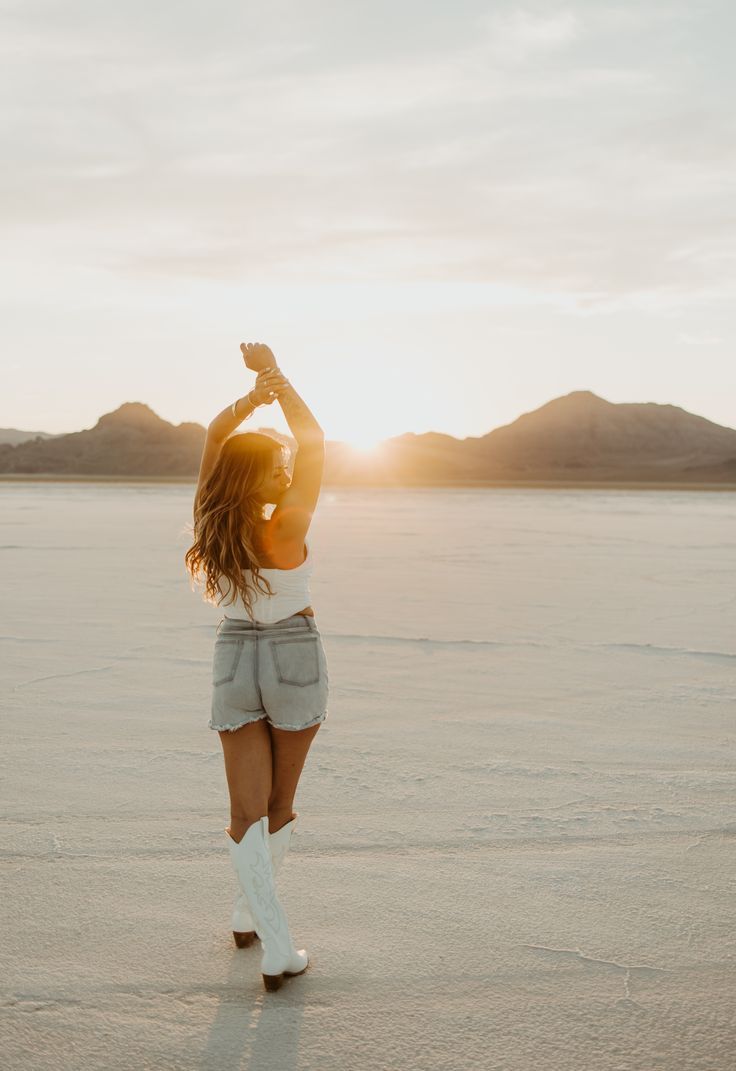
[207,364,286,443]
[239,343,325,541]
[241,343,324,445]
[207,389,258,443]
[193,367,288,520]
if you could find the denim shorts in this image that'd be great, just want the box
[209,612,329,733]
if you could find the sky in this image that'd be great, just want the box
[2,0,735,448]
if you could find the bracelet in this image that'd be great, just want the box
[232,392,258,418]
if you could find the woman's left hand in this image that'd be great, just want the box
[250,367,290,406]
[241,341,276,372]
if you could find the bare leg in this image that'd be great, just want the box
[219,719,273,843]
[268,723,322,833]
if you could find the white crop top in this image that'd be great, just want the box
[219,538,314,624]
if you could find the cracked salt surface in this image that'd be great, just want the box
[1,484,735,1071]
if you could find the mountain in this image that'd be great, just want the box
[0,393,734,484]
[0,403,204,476]
[466,391,736,479]
[0,403,297,478]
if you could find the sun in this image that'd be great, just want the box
[345,433,384,453]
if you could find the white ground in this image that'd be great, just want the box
[1,483,735,1071]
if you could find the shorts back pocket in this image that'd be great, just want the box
[270,635,320,687]
[212,639,243,686]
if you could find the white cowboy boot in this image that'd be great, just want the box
[230,811,298,948]
[226,815,309,992]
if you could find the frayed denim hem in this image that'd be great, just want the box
[208,710,327,733]
[209,714,268,732]
[272,710,328,732]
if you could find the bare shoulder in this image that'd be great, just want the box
[255,518,309,569]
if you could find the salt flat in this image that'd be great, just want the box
[1,483,735,1071]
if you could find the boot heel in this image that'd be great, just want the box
[263,972,285,992]
[233,930,256,948]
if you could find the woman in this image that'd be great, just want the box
[185,342,329,992]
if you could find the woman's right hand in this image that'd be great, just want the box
[250,367,290,406]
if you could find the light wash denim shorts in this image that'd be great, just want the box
[209,612,329,733]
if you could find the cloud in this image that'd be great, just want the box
[1,0,734,306]
[477,8,581,61]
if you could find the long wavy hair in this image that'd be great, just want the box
[184,432,286,617]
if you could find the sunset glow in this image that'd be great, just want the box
[345,433,384,453]
[2,3,733,442]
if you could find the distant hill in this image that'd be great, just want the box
[0,427,62,446]
[0,403,204,476]
[1,393,735,485]
[464,391,736,480]
[0,403,294,477]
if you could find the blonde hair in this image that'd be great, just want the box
[184,432,286,618]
